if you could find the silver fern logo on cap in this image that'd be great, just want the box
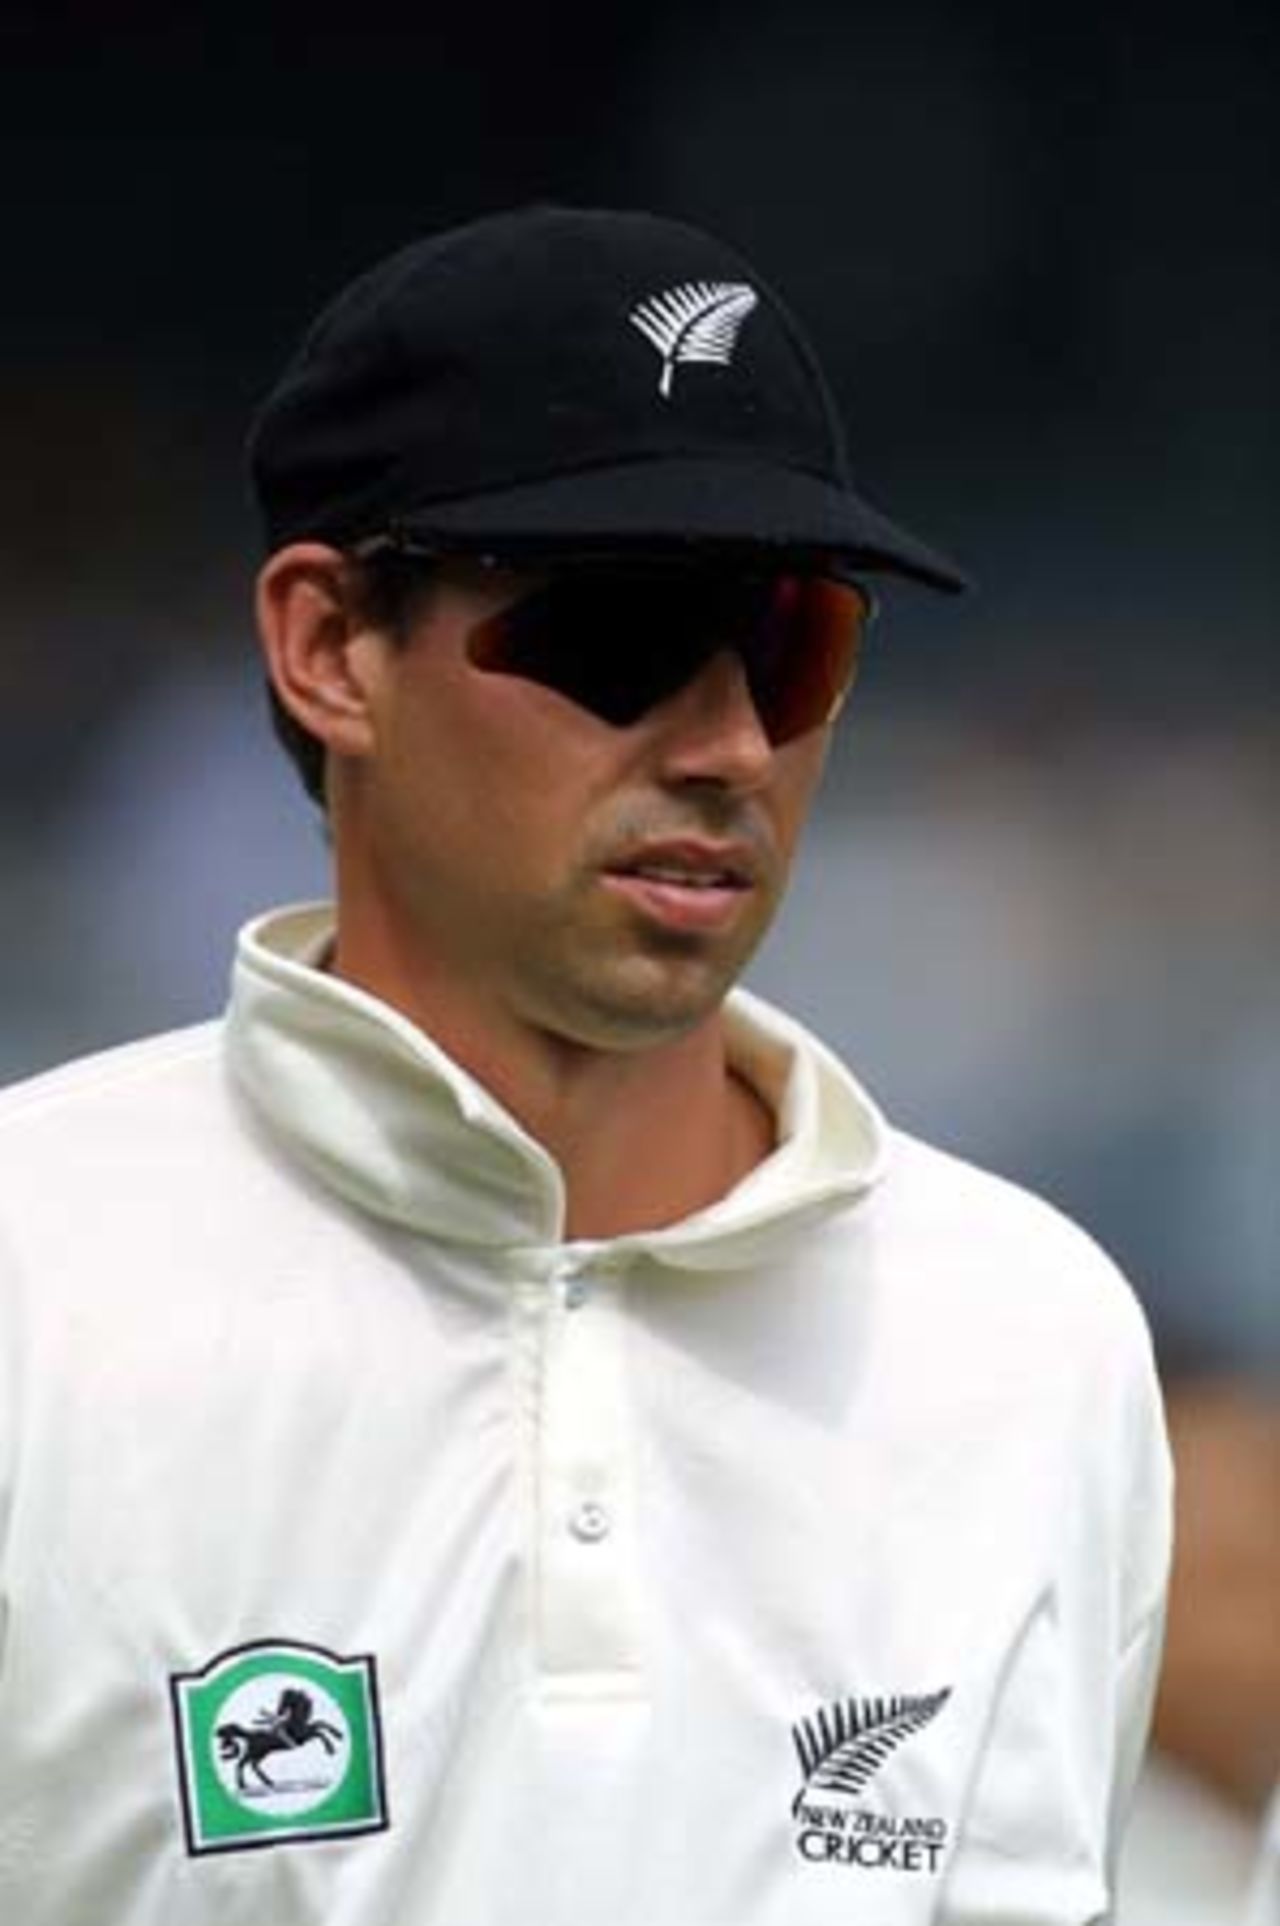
[629,280,759,398]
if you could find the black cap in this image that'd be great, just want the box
[248,204,966,592]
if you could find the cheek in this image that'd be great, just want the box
[771,736,830,856]
[382,679,603,876]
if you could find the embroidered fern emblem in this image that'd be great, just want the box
[791,1690,952,1816]
[629,280,759,398]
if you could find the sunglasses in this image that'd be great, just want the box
[354,539,875,743]
[472,558,877,744]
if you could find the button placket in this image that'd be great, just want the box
[536,1268,643,1691]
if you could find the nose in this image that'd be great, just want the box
[650,648,775,793]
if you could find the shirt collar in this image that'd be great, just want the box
[225,903,890,1264]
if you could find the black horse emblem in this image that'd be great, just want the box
[216,1686,344,1793]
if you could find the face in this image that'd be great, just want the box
[342,557,837,1054]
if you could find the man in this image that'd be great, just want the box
[0,206,1170,1923]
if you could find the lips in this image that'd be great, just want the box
[604,840,756,890]
[624,863,746,890]
[600,839,759,933]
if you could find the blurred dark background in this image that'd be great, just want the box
[0,3,1275,1385]
[1,10,1277,1906]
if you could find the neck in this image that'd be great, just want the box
[329,931,774,1242]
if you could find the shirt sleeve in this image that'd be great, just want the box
[940,1279,1174,1925]
[1104,1600,1169,1904]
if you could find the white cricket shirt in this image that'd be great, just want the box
[0,904,1171,1924]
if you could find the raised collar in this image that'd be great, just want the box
[225,904,889,1267]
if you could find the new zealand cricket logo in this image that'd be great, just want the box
[171,1640,389,1855]
[791,1690,952,1874]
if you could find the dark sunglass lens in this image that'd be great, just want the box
[469,573,716,723]
[468,567,869,738]
[743,578,866,743]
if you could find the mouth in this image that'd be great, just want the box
[606,838,757,887]
[619,862,749,891]
[600,841,759,932]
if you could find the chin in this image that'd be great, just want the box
[555,960,748,1053]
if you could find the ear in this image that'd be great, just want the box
[255,543,384,763]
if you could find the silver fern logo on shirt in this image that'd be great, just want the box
[629,281,758,397]
[791,1690,952,1874]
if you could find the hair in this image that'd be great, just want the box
[268,547,440,808]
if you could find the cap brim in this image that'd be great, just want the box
[392,457,969,593]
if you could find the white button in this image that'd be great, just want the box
[569,1500,611,1543]
[564,1277,589,1310]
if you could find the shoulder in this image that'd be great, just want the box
[0,1021,222,1129]
[882,1124,1132,1278]
[874,1128,1171,1597]
[0,1023,227,1211]
[0,1020,279,1348]
[873,1124,1159,1368]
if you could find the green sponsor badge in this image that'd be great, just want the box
[171,1640,388,1854]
